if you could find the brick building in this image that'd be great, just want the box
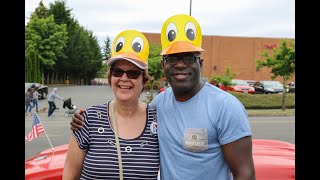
[143,32,295,83]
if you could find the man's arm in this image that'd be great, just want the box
[222,136,256,180]
[70,109,85,131]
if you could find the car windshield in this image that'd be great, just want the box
[25,83,32,88]
[263,81,283,88]
[232,80,249,86]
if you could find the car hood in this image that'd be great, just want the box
[25,144,68,179]
[252,139,295,180]
[25,139,295,179]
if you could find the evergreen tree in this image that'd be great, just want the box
[32,0,49,19]
[102,36,112,60]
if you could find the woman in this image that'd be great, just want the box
[63,30,159,179]
[32,86,39,113]
[25,87,33,116]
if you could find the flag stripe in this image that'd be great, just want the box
[25,114,44,141]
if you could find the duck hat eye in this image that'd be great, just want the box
[132,36,144,53]
[166,22,177,42]
[115,36,125,52]
[185,21,196,41]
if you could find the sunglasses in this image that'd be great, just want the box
[163,56,200,65]
[111,68,143,79]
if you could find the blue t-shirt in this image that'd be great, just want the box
[150,82,252,180]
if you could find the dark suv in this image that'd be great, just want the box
[253,81,287,94]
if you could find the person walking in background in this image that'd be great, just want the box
[25,87,33,116]
[47,87,64,117]
[32,86,39,113]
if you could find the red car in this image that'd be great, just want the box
[219,79,255,94]
[25,139,295,179]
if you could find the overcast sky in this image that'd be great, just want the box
[25,0,295,48]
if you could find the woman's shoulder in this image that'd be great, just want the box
[86,103,108,113]
[147,105,157,115]
[83,103,109,125]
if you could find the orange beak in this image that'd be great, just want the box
[160,41,204,55]
[112,52,144,63]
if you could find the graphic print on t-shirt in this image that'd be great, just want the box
[183,128,208,152]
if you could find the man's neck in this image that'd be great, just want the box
[173,81,204,102]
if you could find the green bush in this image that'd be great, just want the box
[228,91,295,109]
[144,80,160,90]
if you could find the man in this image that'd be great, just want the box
[47,87,64,117]
[71,14,255,179]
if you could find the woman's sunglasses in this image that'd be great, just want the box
[111,68,143,79]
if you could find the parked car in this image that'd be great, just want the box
[25,83,48,99]
[253,80,288,94]
[244,80,257,87]
[219,79,255,94]
[25,139,295,179]
[287,82,295,93]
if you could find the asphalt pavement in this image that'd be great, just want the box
[25,85,295,160]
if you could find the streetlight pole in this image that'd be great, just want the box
[189,0,192,16]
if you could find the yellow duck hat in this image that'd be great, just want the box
[107,30,149,69]
[160,14,204,55]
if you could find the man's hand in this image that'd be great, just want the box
[70,109,85,131]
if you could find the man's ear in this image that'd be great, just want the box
[161,57,165,68]
[199,58,204,67]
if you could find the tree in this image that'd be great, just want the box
[25,45,41,82]
[32,0,49,19]
[26,0,104,85]
[102,36,112,60]
[47,0,80,84]
[47,0,73,25]
[25,14,68,84]
[209,66,236,89]
[147,44,164,100]
[256,39,295,111]
[97,36,112,78]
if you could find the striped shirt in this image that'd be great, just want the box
[73,101,159,179]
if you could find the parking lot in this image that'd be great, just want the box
[25,85,295,160]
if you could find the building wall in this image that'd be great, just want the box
[143,32,295,83]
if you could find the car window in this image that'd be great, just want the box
[232,80,249,86]
[262,81,283,88]
[254,82,261,86]
[25,83,32,88]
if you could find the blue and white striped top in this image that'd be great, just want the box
[73,101,159,179]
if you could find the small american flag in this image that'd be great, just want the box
[25,114,44,141]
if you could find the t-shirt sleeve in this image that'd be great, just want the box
[73,110,90,151]
[215,95,252,145]
[149,93,160,109]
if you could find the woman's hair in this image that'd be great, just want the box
[107,66,151,92]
